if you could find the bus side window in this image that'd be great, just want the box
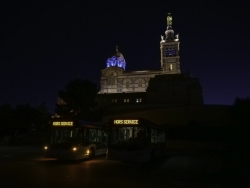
[83,128,89,143]
[119,128,125,140]
[89,129,97,143]
[78,129,84,143]
[162,131,166,143]
[102,131,108,143]
[151,129,158,143]
[158,131,164,143]
[97,130,102,143]
[134,127,144,138]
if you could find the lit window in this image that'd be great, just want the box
[138,81,142,88]
[170,64,173,71]
[165,49,169,57]
[124,99,129,103]
[173,48,176,56]
[124,99,129,102]
[126,82,129,89]
[136,98,142,103]
[169,48,172,56]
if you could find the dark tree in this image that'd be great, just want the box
[13,104,38,135]
[0,104,14,136]
[8,103,51,136]
[55,79,98,119]
[231,97,250,148]
[35,102,51,131]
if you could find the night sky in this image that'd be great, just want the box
[1,0,250,113]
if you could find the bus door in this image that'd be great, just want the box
[88,128,107,155]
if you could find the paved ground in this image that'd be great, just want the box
[0,146,248,188]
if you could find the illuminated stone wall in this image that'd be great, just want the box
[98,66,159,94]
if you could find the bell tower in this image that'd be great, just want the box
[160,13,181,74]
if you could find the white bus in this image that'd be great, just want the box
[44,119,108,160]
[106,118,165,163]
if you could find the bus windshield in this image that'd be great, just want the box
[50,129,78,144]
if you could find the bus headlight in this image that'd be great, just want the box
[72,147,77,151]
[44,146,48,150]
[86,149,90,154]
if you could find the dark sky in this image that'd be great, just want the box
[1,0,250,113]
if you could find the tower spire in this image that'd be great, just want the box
[160,14,180,74]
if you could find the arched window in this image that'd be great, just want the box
[138,81,142,88]
[108,78,111,85]
[165,49,169,57]
[169,48,172,56]
[111,77,115,85]
[126,82,129,89]
[170,64,173,71]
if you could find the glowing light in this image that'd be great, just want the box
[106,56,126,70]
[52,122,73,126]
[44,146,48,150]
[73,147,77,151]
[114,119,139,125]
[86,149,90,154]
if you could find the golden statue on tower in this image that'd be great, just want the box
[167,13,172,27]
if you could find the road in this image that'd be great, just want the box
[0,147,236,188]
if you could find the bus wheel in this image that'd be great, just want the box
[89,148,95,159]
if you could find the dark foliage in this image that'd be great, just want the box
[55,79,98,120]
[230,97,250,150]
[0,102,51,137]
[0,104,14,136]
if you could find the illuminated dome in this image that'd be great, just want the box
[106,46,126,70]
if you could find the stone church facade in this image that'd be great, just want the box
[97,14,203,106]
[99,14,180,94]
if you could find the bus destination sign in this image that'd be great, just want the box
[52,122,74,126]
[114,119,139,125]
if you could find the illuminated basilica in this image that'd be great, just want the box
[97,14,230,152]
[97,14,203,106]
